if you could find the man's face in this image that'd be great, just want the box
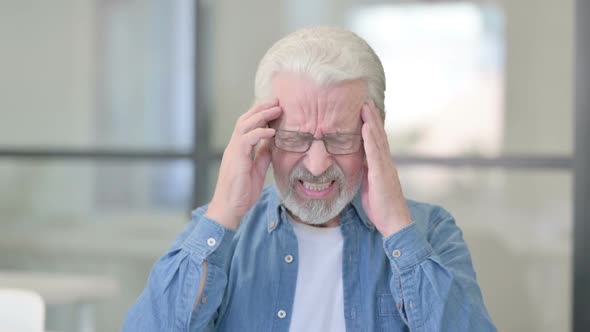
[270,72,367,225]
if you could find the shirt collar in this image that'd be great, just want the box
[265,185,375,233]
[350,189,376,231]
[265,186,284,233]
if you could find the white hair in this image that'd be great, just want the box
[254,26,386,118]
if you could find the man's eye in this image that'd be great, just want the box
[329,136,352,145]
[280,135,306,145]
[282,136,302,143]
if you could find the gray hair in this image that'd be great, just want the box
[254,26,386,118]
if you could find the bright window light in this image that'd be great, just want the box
[349,3,504,157]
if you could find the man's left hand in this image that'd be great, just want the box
[360,101,412,238]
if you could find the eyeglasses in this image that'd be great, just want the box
[273,129,363,155]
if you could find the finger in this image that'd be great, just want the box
[362,101,385,135]
[362,122,380,165]
[234,99,279,131]
[237,106,282,134]
[361,164,369,196]
[362,104,389,152]
[361,102,382,127]
[254,139,272,178]
[241,127,276,150]
[368,99,385,126]
[362,105,385,155]
[246,99,279,116]
[362,121,390,174]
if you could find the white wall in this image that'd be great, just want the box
[500,0,573,154]
[0,0,95,147]
[0,0,95,220]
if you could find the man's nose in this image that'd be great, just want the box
[302,139,333,176]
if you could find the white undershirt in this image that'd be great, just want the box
[289,217,345,332]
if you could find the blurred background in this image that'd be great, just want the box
[0,0,582,331]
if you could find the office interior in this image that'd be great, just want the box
[0,0,588,331]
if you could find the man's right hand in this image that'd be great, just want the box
[205,100,282,230]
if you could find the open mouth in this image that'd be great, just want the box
[298,179,336,198]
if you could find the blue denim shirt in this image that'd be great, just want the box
[124,185,495,331]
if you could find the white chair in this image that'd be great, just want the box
[0,288,45,332]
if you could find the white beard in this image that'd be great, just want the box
[275,164,362,225]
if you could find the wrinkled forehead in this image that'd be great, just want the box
[271,73,367,132]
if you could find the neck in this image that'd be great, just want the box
[289,211,340,228]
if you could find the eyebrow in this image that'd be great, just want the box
[269,117,361,134]
[276,128,361,136]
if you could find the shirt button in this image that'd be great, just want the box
[392,249,401,258]
[270,221,276,229]
[207,238,217,247]
[201,296,207,304]
[284,255,294,263]
[277,310,287,318]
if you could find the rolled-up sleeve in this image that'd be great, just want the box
[383,207,496,331]
[123,208,235,332]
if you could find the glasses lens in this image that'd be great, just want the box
[324,134,362,155]
[274,131,310,152]
[274,130,362,155]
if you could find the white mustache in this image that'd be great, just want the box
[289,165,344,187]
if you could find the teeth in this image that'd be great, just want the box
[302,181,332,191]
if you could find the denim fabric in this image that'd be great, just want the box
[123,185,496,332]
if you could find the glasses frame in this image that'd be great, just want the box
[272,129,363,155]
